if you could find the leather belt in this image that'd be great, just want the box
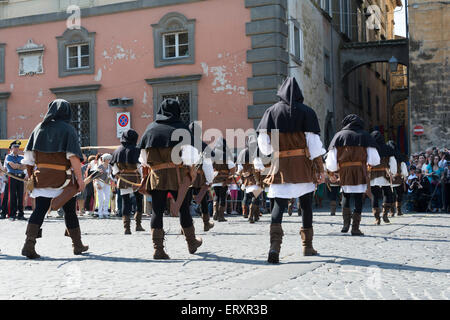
[340,161,364,168]
[37,163,69,171]
[371,167,388,172]
[275,148,306,158]
[150,163,181,171]
[120,169,137,173]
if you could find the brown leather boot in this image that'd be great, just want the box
[330,201,337,216]
[351,211,364,236]
[373,207,381,225]
[242,205,249,219]
[21,223,41,259]
[123,215,132,234]
[218,205,227,222]
[152,228,170,259]
[202,213,214,232]
[396,202,403,216]
[212,201,219,221]
[134,212,145,231]
[382,204,391,223]
[267,223,283,264]
[67,227,89,255]
[254,204,260,222]
[287,201,293,216]
[300,227,318,256]
[389,202,396,217]
[248,204,255,223]
[341,207,352,233]
[182,225,203,254]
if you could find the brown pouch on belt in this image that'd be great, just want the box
[50,176,79,211]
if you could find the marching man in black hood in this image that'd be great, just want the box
[236,132,265,224]
[325,114,380,236]
[138,98,214,259]
[369,131,397,224]
[387,140,408,217]
[20,99,89,259]
[110,129,145,234]
[257,77,326,264]
[189,121,215,232]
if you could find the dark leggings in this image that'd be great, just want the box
[134,191,143,213]
[342,193,363,213]
[328,186,340,202]
[371,186,394,208]
[392,185,404,203]
[242,192,260,207]
[150,189,193,229]
[193,187,208,214]
[213,186,227,206]
[29,197,79,229]
[271,192,313,228]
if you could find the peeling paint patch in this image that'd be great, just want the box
[142,91,148,105]
[201,62,209,76]
[94,69,102,81]
[141,112,152,119]
[10,83,14,90]
[102,44,137,65]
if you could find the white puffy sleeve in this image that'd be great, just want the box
[401,162,408,178]
[257,132,273,156]
[202,158,214,184]
[112,163,120,175]
[389,156,398,175]
[237,164,244,174]
[325,148,338,172]
[227,160,236,170]
[253,157,265,171]
[21,151,36,166]
[305,132,326,160]
[139,149,147,165]
[367,147,380,167]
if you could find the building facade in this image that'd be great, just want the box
[408,0,449,153]
[0,0,253,151]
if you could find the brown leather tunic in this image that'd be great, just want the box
[33,151,71,188]
[392,162,404,185]
[192,170,206,189]
[336,146,368,186]
[143,147,189,191]
[212,163,232,185]
[116,162,140,189]
[263,132,316,185]
[241,163,262,188]
[370,156,390,180]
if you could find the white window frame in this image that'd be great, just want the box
[66,43,90,70]
[289,19,304,64]
[162,31,189,60]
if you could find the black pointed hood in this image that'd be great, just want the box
[138,98,190,149]
[387,140,408,163]
[257,77,320,134]
[25,99,83,160]
[328,114,377,150]
[111,128,140,165]
[371,130,394,158]
[237,132,259,165]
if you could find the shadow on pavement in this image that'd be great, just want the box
[319,254,450,274]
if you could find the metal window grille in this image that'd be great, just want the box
[162,93,190,125]
[70,102,90,147]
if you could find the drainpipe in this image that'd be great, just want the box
[330,18,337,136]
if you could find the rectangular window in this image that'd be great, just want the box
[70,102,91,147]
[289,20,304,63]
[321,0,332,16]
[162,93,190,125]
[340,0,352,39]
[66,44,90,70]
[163,32,189,60]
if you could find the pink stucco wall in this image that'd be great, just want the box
[0,0,252,147]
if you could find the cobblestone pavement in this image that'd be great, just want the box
[0,208,449,300]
